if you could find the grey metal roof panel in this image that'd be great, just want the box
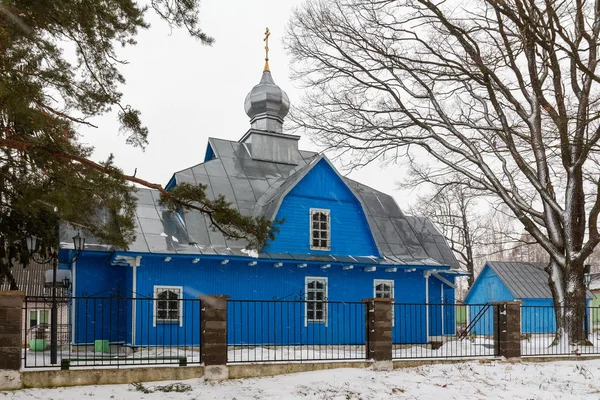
[183,211,209,246]
[330,255,358,263]
[230,176,257,203]
[381,255,402,265]
[229,248,249,257]
[175,169,197,185]
[137,217,165,236]
[207,175,236,203]
[210,138,237,159]
[262,252,298,260]
[487,261,552,299]
[217,157,246,178]
[247,178,271,201]
[340,178,457,268]
[128,231,151,253]
[142,233,171,253]
[353,256,380,265]
[189,164,208,182]
[435,239,459,269]
[405,216,459,269]
[196,245,217,255]
[136,205,161,220]
[203,159,229,178]
[136,189,156,206]
[0,261,52,296]
[59,208,117,251]
[212,247,234,256]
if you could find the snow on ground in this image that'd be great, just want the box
[6,359,600,399]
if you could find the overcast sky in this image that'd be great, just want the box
[78,0,413,207]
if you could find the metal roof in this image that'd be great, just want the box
[486,261,593,299]
[0,261,52,297]
[60,136,458,268]
[588,273,600,291]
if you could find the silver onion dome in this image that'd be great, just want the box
[244,70,290,133]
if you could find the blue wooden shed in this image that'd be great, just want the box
[464,261,593,335]
[58,64,461,349]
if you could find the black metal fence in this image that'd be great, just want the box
[227,300,366,363]
[30,296,600,368]
[23,296,504,369]
[392,303,496,359]
[521,305,600,357]
[23,295,202,369]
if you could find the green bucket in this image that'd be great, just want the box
[94,340,110,353]
[29,339,47,352]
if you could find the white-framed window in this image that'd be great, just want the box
[305,277,328,325]
[374,279,394,326]
[310,209,330,250]
[29,309,49,329]
[374,280,394,299]
[154,286,183,327]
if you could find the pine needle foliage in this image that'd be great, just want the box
[160,183,279,250]
[0,0,270,289]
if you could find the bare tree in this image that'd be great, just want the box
[474,203,523,265]
[407,179,486,288]
[508,232,550,263]
[286,0,600,343]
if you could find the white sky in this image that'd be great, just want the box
[77,0,414,208]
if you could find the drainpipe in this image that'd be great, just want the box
[127,256,142,346]
[425,272,430,342]
[440,282,444,336]
[132,262,137,346]
[71,261,76,345]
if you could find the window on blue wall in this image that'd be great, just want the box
[374,280,394,325]
[310,209,330,250]
[374,280,394,299]
[305,277,328,325]
[154,286,183,327]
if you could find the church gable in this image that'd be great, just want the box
[267,159,380,257]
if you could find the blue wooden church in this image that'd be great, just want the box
[59,62,460,348]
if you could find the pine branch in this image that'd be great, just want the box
[0,137,272,249]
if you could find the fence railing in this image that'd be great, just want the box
[23,296,503,368]
[23,296,203,369]
[392,303,496,359]
[227,300,366,363]
[521,305,600,357]
[21,295,600,369]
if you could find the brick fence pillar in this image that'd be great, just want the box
[0,291,24,389]
[362,297,394,370]
[199,295,229,380]
[493,301,521,358]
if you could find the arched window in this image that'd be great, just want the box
[154,286,182,326]
[310,209,330,250]
[374,280,395,325]
[305,277,328,324]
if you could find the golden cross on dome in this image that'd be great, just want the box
[264,27,271,72]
